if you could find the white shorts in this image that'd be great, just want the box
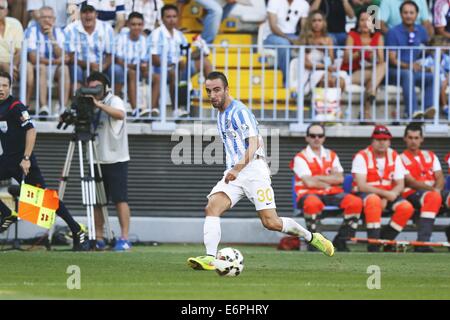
[207,159,277,211]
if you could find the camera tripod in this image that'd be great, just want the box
[49,131,113,245]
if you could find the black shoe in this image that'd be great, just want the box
[414,246,434,253]
[72,227,90,251]
[0,213,18,233]
[332,237,350,252]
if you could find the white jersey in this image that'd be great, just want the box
[217,100,265,170]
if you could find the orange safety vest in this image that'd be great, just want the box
[289,148,343,202]
[400,150,436,198]
[352,146,398,192]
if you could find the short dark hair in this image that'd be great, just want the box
[86,71,111,88]
[306,123,325,136]
[0,71,11,86]
[400,0,419,14]
[128,11,144,22]
[206,71,229,88]
[161,4,178,18]
[404,123,423,137]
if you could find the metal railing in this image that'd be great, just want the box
[14,39,450,130]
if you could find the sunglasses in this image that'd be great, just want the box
[308,133,325,139]
[286,9,299,21]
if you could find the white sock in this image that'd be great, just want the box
[204,216,221,257]
[281,217,312,242]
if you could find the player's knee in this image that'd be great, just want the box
[341,194,363,214]
[303,195,324,216]
[421,191,442,214]
[204,204,221,217]
[363,194,382,222]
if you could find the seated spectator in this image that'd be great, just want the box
[262,0,310,87]
[150,4,212,117]
[386,1,436,120]
[177,0,236,44]
[27,0,69,28]
[290,123,363,252]
[68,0,126,32]
[433,0,450,40]
[310,0,355,46]
[400,124,447,252]
[296,10,347,92]
[341,8,386,123]
[0,0,24,82]
[64,3,123,93]
[25,6,70,116]
[380,0,433,37]
[352,125,414,252]
[116,12,159,118]
[124,0,164,35]
[416,36,450,117]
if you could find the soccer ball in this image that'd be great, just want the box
[214,247,244,277]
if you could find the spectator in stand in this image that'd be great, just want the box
[263,0,310,87]
[386,0,436,120]
[64,3,123,93]
[341,8,386,123]
[116,12,159,118]
[0,0,24,82]
[25,6,70,116]
[27,0,69,28]
[433,0,450,40]
[150,4,212,117]
[124,0,163,35]
[68,0,126,32]
[296,10,347,92]
[416,36,450,117]
[177,0,237,44]
[310,0,355,46]
[379,0,434,37]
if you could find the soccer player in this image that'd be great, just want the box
[290,123,363,252]
[187,71,334,271]
[352,125,414,252]
[400,124,448,252]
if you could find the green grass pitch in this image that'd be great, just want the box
[1,244,450,299]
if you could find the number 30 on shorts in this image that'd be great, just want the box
[257,188,273,203]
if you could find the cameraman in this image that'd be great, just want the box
[86,71,131,251]
[0,71,89,251]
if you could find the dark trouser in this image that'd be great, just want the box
[0,155,81,234]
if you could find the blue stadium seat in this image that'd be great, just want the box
[446,176,450,191]
[291,174,353,215]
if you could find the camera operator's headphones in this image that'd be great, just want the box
[86,71,111,93]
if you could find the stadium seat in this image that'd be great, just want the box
[211,52,269,69]
[446,176,450,191]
